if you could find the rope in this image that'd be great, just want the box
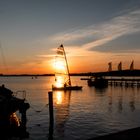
[30,103,49,113]
[14,90,49,113]
[13,90,26,99]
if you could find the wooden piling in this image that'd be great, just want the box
[48,91,54,139]
[48,91,54,125]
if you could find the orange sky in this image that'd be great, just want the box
[1,46,139,74]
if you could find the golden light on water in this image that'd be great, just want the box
[55,91,63,104]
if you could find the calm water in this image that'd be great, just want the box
[1,76,140,140]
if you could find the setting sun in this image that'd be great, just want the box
[55,60,65,71]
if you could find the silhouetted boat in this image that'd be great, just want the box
[52,85,82,90]
[88,76,108,88]
[52,44,82,91]
[0,84,30,138]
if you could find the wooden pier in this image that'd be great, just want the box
[80,70,140,87]
[107,78,140,87]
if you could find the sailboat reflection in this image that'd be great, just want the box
[54,90,71,139]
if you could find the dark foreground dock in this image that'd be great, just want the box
[88,127,140,140]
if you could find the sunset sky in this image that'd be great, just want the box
[0,0,140,74]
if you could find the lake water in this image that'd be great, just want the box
[0,76,140,140]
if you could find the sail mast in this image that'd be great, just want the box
[52,44,82,90]
[61,44,71,86]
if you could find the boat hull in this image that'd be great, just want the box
[88,77,108,88]
[0,85,30,139]
[52,85,82,91]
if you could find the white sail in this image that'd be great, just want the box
[54,44,71,88]
[52,44,82,90]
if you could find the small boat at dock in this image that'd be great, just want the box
[0,84,30,138]
[88,76,108,88]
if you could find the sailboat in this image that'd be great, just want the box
[52,44,82,90]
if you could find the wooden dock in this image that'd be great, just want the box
[107,78,140,87]
[81,77,140,87]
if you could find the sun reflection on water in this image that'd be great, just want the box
[56,91,63,104]
[54,90,71,139]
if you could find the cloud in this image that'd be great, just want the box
[50,8,140,52]
[37,46,91,58]
[51,26,98,42]
[83,9,140,50]
[37,54,56,58]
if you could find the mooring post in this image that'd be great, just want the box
[48,91,54,125]
[19,102,30,128]
[48,91,54,139]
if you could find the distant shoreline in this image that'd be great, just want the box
[0,70,140,77]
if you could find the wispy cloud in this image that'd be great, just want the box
[83,9,140,50]
[51,8,140,51]
[37,54,56,58]
[51,26,99,42]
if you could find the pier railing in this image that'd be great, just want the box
[107,78,140,87]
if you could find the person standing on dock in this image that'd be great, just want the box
[108,62,112,72]
[118,62,122,71]
[130,60,134,70]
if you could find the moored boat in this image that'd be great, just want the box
[88,76,108,88]
[0,84,30,138]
